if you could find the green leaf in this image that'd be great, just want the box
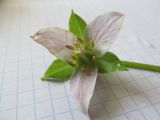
[41,59,75,81]
[95,52,128,73]
[69,10,87,39]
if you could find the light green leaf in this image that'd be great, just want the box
[95,52,128,73]
[69,10,87,39]
[41,59,75,81]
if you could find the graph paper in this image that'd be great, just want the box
[0,0,160,120]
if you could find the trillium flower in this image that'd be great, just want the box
[31,11,125,116]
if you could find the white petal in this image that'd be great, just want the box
[85,12,124,54]
[70,67,98,115]
[31,27,76,60]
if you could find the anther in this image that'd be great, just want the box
[65,45,74,50]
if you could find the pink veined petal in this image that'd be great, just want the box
[70,67,98,115]
[31,27,77,60]
[85,12,124,54]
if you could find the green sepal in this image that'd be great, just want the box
[41,59,75,81]
[69,10,87,39]
[95,52,128,73]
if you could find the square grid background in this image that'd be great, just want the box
[0,0,160,120]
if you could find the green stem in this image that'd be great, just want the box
[121,60,160,72]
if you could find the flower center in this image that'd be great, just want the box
[66,38,98,69]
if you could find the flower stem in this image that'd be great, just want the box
[121,60,160,72]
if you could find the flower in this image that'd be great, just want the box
[31,12,124,116]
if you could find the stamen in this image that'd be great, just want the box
[65,45,74,50]
[68,61,75,67]
[77,38,83,42]
[92,41,94,47]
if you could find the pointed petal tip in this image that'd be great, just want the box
[85,11,125,54]
[30,35,35,39]
[30,31,40,40]
[106,12,125,22]
[109,11,124,16]
[30,34,39,41]
[110,12,125,23]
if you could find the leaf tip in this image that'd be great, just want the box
[41,76,46,81]
[71,9,74,14]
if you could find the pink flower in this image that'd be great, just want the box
[31,12,124,116]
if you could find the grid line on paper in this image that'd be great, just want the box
[140,57,160,118]
[1,100,160,119]
[63,84,75,120]
[119,42,160,119]
[42,48,55,120]
[1,74,160,98]
[0,10,12,103]
[117,69,148,119]
[29,9,37,120]
[112,47,148,120]
[95,87,111,120]
[103,76,130,120]
[0,92,159,111]
[30,39,37,120]
[15,14,20,120]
